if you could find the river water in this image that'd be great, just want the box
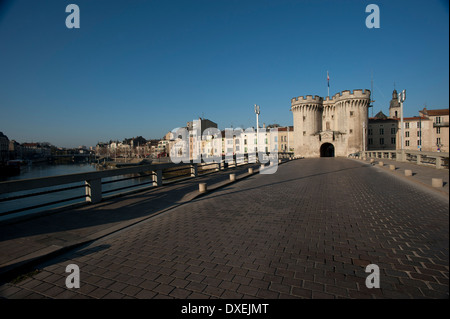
[0,163,154,221]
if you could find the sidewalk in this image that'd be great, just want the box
[351,157,448,197]
[0,162,264,282]
[0,157,447,284]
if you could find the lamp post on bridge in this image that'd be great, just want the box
[398,89,406,160]
[255,104,260,154]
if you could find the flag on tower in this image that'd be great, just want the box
[327,71,330,97]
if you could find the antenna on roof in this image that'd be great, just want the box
[370,71,375,117]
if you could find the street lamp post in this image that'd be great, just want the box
[419,116,422,151]
[254,104,260,153]
[398,89,406,160]
[362,121,366,156]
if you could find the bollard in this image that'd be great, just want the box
[248,168,253,174]
[405,169,412,177]
[379,161,384,167]
[370,159,374,163]
[432,178,443,188]
[279,159,282,164]
[85,178,102,204]
[229,173,236,182]
[389,165,395,171]
[199,183,207,193]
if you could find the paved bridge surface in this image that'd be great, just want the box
[0,158,448,299]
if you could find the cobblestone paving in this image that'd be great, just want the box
[0,158,448,299]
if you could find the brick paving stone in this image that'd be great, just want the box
[312,291,335,299]
[185,281,207,293]
[89,287,112,299]
[269,282,291,294]
[291,287,312,298]
[169,288,192,298]
[202,286,224,298]
[236,284,259,296]
[256,289,279,299]
[187,292,210,299]
[104,291,127,299]
[153,283,175,295]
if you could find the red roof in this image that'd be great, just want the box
[403,116,427,121]
[423,109,449,116]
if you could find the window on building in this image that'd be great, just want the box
[391,137,396,145]
[436,117,441,124]
[380,138,384,145]
[350,111,354,117]
[406,140,410,147]
[349,129,353,134]
[379,128,384,135]
[418,140,421,146]
[437,138,441,145]
[417,121,421,128]
[368,128,373,136]
[405,131,409,138]
[391,128,396,134]
[244,139,247,145]
[405,123,410,129]
[417,131,421,137]
[274,136,278,143]
[436,127,441,134]
[368,138,373,145]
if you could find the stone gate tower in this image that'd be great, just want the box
[291,89,371,157]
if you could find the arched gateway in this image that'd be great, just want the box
[320,143,335,157]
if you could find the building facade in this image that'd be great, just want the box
[291,89,371,157]
[367,111,398,151]
[369,89,449,153]
[401,108,449,152]
[276,126,294,153]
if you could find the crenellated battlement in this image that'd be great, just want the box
[332,89,371,101]
[291,95,323,105]
[292,89,371,106]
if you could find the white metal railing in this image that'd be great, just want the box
[359,150,449,169]
[0,153,294,219]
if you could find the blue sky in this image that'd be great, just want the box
[0,0,448,148]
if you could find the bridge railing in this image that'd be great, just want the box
[360,150,449,169]
[0,153,295,221]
